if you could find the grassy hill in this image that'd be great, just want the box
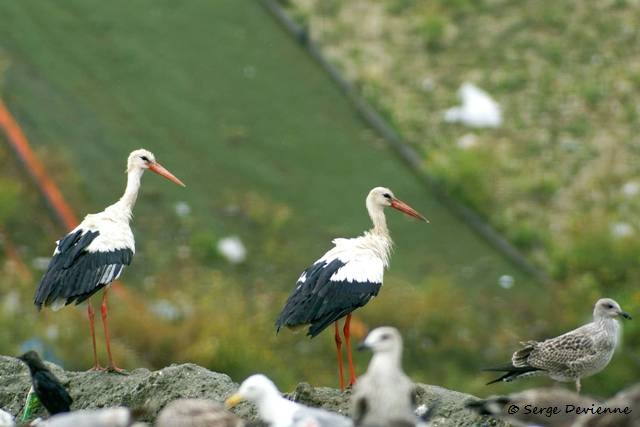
[0,0,634,396]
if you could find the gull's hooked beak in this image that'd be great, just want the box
[225,394,245,409]
[390,198,428,222]
[619,311,632,320]
[148,162,186,187]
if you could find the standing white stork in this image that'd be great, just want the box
[275,187,427,389]
[34,149,185,372]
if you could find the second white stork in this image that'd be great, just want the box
[275,187,427,389]
[34,148,185,372]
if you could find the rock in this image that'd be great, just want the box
[289,382,505,426]
[0,356,503,426]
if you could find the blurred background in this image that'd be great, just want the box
[0,0,638,397]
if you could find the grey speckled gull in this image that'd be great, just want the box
[156,399,245,427]
[486,298,631,392]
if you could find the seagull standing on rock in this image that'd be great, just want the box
[351,327,420,427]
[486,298,631,392]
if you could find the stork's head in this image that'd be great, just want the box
[367,187,428,222]
[225,374,279,408]
[594,298,631,320]
[358,326,403,355]
[127,148,186,187]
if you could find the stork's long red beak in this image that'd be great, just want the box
[391,198,428,222]
[148,162,186,187]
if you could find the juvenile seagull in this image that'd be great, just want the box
[18,351,72,416]
[225,374,353,427]
[33,149,185,371]
[351,327,419,426]
[486,298,631,392]
[276,187,427,389]
[466,388,599,427]
[156,399,244,427]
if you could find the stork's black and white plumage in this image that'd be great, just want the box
[33,149,185,372]
[275,187,427,389]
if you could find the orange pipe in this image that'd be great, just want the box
[0,99,79,230]
[0,98,127,297]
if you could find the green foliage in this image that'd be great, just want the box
[282,0,640,395]
[0,178,22,223]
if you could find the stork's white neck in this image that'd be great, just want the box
[112,167,144,220]
[367,199,389,237]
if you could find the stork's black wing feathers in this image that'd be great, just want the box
[275,258,381,337]
[34,229,133,309]
[33,370,73,415]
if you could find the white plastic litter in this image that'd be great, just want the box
[444,82,502,128]
[217,236,247,264]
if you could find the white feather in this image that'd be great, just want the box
[314,232,390,285]
[70,211,135,254]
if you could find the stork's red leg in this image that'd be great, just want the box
[100,289,126,374]
[87,301,103,371]
[334,321,345,390]
[343,313,356,387]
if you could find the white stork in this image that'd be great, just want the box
[34,148,185,372]
[275,187,427,389]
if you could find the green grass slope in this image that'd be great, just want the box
[0,1,631,395]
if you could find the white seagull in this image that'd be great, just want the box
[486,298,631,392]
[275,187,427,389]
[33,149,185,372]
[351,327,420,427]
[32,407,140,427]
[225,374,353,427]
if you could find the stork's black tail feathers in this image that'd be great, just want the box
[483,364,540,385]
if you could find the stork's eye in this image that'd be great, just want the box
[381,334,391,340]
[140,155,150,162]
[605,303,614,309]
[383,193,391,199]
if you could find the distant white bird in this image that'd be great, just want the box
[225,374,353,427]
[486,298,631,392]
[33,407,139,427]
[156,399,244,427]
[33,149,185,372]
[352,327,419,427]
[466,388,599,427]
[0,408,14,427]
[276,187,427,389]
[444,82,502,128]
